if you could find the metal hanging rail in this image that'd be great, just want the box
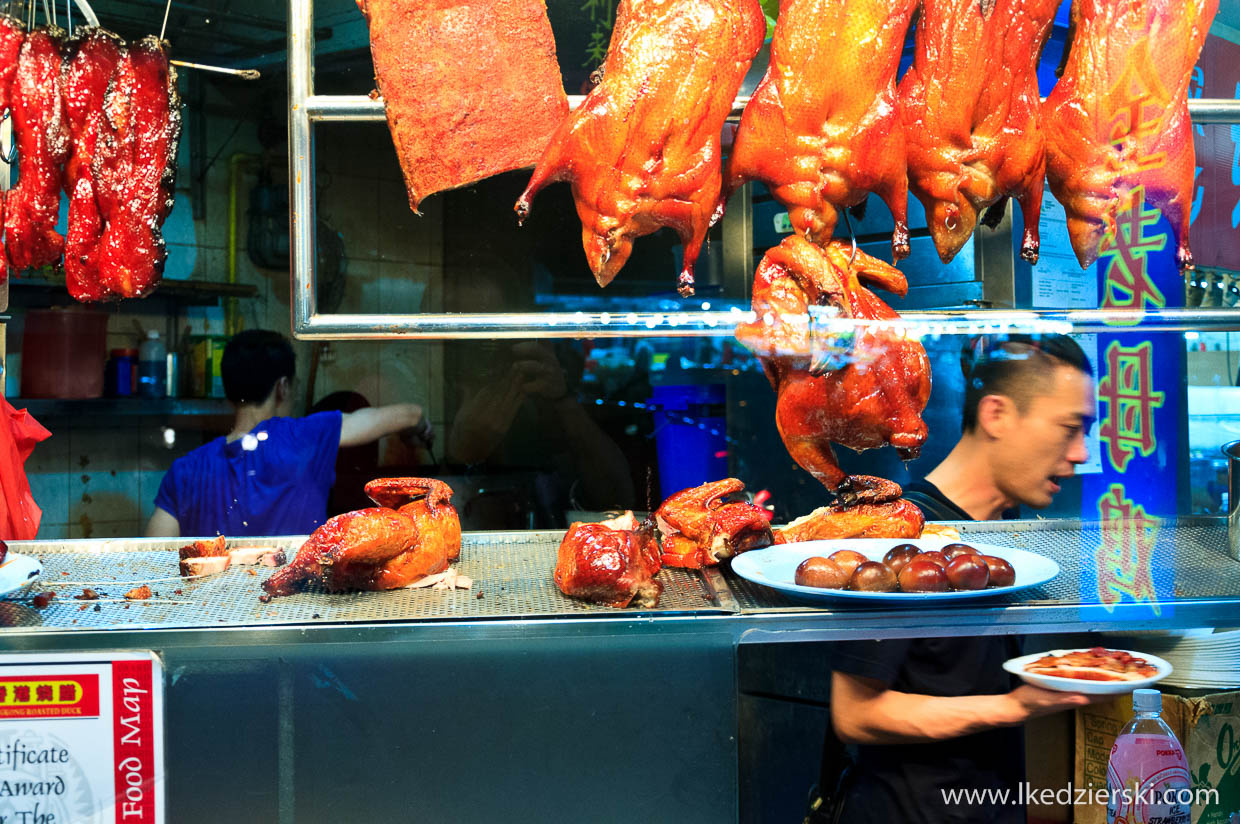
[288,0,1240,341]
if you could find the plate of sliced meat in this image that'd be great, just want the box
[1003,647,1172,695]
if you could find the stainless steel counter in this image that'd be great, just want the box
[2,518,1236,646]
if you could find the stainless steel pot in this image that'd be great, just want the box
[1225,440,1240,561]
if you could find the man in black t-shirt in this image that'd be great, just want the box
[827,336,1102,824]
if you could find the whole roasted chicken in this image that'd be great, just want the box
[773,478,925,542]
[1043,0,1218,270]
[654,479,772,568]
[554,512,663,608]
[262,478,460,599]
[515,0,765,296]
[724,0,916,262]
[735,236,931,495]
[899,0,1059,265]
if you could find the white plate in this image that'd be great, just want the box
[729,538,1058,603]
[0,552,41,599]
[1003,649,1172,695]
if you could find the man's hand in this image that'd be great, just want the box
[1001,684,1111,724]
[511,342,568,400]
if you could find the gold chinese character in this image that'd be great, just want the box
[1096,484,1161,613]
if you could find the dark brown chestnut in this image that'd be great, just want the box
[829,549,869,579]
[847,561,898,592]
[897,559,949,593]
[978,555,1016,588]
[945,555,990,590]
[918,550,949,568]
[795,557,848,589]
[882,544,921,575]
[942,543,980,561]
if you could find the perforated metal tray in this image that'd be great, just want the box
[0,532,724,631]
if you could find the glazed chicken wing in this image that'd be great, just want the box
[262,478,460,598]
[654,479,772,568]
[899,0,1059,264]
[554,514,663,608]
[735,236,930,494]
[515,0,765,296]
[724,0,916,262]
[1042,0,1217,270]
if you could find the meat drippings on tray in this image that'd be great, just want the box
[724,0,916,262]
[554,513,663,609]
[90,35,180,299]
[4,25,69,276]
[898,0,1059,265]
[356,0,569,213]
[1042,0,1218,270]
[261,478,461,599]
[516,0,765,296]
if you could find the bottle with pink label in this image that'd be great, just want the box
[1106,688,1191,824]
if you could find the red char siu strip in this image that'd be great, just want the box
[62,28,123,302]
[0,15,24,276]
[4,26,69,275]
[92,36,180,299]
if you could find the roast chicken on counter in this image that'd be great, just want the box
[654,478,772,568]
[262,478,461,599]
[724,0,916,262]
[899,0,1059,265]
[1043,0,1218,271]
[735,236,931,496]
[516,0,765,296]
[357,0,568,213]
[554,512,664,608]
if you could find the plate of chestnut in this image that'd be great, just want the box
[729,539,1059,602]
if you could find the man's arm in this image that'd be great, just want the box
[145,507,181,538]
[830,671,1099,746]
[340,404,426,448]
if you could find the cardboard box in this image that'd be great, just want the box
[1074,690,1240,824]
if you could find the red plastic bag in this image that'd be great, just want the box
[0,398,52,540]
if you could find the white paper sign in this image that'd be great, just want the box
[0,652,164,824]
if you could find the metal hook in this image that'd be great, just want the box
[842,208,858,271]
[0,110,13,166]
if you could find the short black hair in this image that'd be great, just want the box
[961,334,1093,433]
[221,330,296,405]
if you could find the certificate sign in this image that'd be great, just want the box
[0,652,163,824]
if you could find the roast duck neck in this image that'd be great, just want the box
[735,235,931,495]
[261,478,461,599]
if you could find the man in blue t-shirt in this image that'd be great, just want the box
[145,330,431,538]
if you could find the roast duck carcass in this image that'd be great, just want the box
[516,0,765,296]
[554,512,664,608]
[898,0,1060,265]
[61,28,123,301]
[356,0,569,213]
[262,478,461,599]
[0,15,24,276]
[87,36,181,299]
[1042,0,1218,270]
[735,236,931,499]
[773,477,925,543]
[724,0,916,262]
[654,479,772,568]
[4,25,69,275]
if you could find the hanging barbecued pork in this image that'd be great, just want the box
[90,35,180,299]
[899,0,1059,265]
[1042,0,1218,270]
[724,0,917,263]
[62,28,123,302]
[0,15,24,277]
[516,0,765,297]
[357,0,569,213]
[4,25,68,275]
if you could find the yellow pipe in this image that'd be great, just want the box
[227,153,260,336]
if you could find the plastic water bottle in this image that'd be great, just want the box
[138,330,167,398]
[1106,689,1191,824]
